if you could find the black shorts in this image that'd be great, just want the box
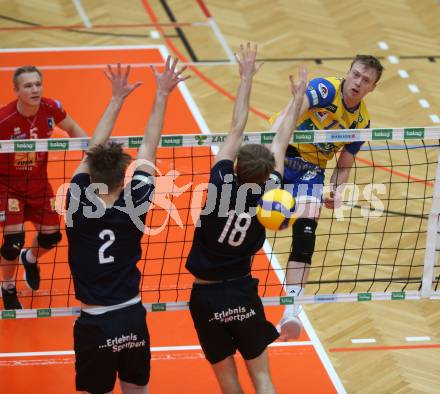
[189,276,279,364]
[73,302,150,394]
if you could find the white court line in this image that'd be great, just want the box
[384,43,437,125]
[207,18,235,63]
[0,44,169,53]
[0,62,231,72]
[351,338,376,344]
[0,342,314,358]
[150,30,160,39]
[264,242,346,394]
[430,114,440,123]
[72,0,92,28]
[377,41,389,50]
[408,84,420,93]
[398,70,409,78]
[419,99,430,108]
[405,336,431,342]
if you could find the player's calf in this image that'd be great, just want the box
[279,218,317,339]
[0,233,25,309]
[21,231,62,291]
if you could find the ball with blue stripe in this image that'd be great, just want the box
[256,189,296,231]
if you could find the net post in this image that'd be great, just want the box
[421,145,440,297]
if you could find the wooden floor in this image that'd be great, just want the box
[1,0,440,392]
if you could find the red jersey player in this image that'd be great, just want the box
[0,65,86,310]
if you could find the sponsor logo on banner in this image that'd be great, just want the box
[326,131,359,142]
[48,140,69,150]
[372,129,393,140]
[14,141,36,152]
[195,135,207,145]
[211,135,226,144]
[358,293,372,301]
[391,291,405,300]
[293,132,314,143]
[152,303,166,311]
[318,83,328,98]
[404,128,425,139]
[128,137,142,148]
[161,136,183,147]
[261,133,275,144]
[280,296,294,305]
[1,310,16,319]
[37,309,52,318]
[314,294,337,303]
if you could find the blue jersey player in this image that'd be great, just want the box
[186,43,307,394]
[66,60,189,394]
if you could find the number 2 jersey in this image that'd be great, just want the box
[66,170,154,306]
[186,160,282,281]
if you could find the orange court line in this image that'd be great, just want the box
[355,156,434,187]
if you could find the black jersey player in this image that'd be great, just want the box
[66,60,188,394]
[186,43,307,394]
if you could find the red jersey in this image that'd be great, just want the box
[0,97,67,181]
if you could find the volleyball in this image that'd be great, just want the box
[256,189,296,231]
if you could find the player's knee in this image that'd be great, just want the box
[1,232,25,261]
[289,218,317,265]
[37,231,62,250]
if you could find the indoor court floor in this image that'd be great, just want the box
[1,1,440,393]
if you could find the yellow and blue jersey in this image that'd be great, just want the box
[270,77,370,169]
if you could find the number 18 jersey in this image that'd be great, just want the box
[186,160,281,281]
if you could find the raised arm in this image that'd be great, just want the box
[73,64,142,176]
[214,43,263,164]
[136,56,189,175]
[271,65,308,175]
[269,93,309,132]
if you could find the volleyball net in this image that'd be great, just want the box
[1,126,439,319]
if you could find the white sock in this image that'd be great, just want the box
[2,280,15,290]
[284,285,304,316]
[286,285,303,297]
[25,249,37,264]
